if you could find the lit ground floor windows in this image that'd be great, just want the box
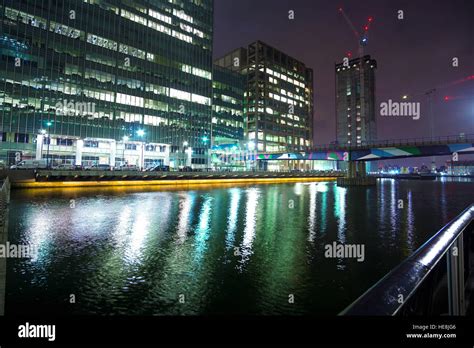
[0,132,209,170]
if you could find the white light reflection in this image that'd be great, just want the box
[241,188,259,260]
[390,180,396,236]
[27,210,53,260]
[126,210,151,262]
[315,182,328,193]
[177,194,194,244]
[194,195,213,261]
[406,190,415,251]
[293,183,303,196]
[307,182,318,243]
[113,204,132,246]
[225,188,241,250]
[335,186,347,244]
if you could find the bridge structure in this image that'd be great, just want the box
[251,134,474,186]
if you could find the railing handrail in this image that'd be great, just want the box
[340,203,474,316]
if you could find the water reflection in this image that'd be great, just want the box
[5,178,474,315]
[406,190,415,252]
[177,193,194,244]
[334,185,347,244]
[241,188,259,263]
[194,195,213,263]
[225,188,241,250]
[307,183,317,243]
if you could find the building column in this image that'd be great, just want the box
[348,161,357,178]
[164,145,170,166]
[75,139,83,166]
[186,148,192,167]
[109,140,116,168]
[138,143,145,170]
[357,161,366,177]
[36,134,44,160]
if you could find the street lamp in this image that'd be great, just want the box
[43,121,53,168]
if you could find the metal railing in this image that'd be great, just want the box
[341,203,474,316]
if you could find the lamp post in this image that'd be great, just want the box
[202,135,210,170]
[39,129,46,161]
[44,121,52,168]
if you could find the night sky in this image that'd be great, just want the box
[213,0,474,150]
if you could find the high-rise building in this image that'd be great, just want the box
[210,64,245,170]
[0,0,213,169]
[335,55,377,146]
[211,65,245,146]
[215,41,314,154]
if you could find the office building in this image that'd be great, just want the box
[0,0,213,168]
[335,55,377,146]
[215,41,314,155]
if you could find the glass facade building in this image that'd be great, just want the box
[215,41,314,154]
[210,64,245,170]
[0,0,213,168]
[211,64,244,146]
[335,55,377,146]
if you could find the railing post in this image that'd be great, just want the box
[447,234,465,315]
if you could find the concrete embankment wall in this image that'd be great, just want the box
[14,176,337,189]
[2,169,341,189]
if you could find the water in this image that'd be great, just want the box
[3,178,474,315]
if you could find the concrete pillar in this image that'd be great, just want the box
[75,139,83,166]
[357,162,366,177]
[138,143,145,170]
[348,161,357,178]
[164,145,170,166]
[186,148,192,167]
[109,140,116,168]
[36,134,44,159]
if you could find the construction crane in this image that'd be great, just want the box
[338,7,374,59]
[338,7,375,146]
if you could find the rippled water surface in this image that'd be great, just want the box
[4,178,474,315]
